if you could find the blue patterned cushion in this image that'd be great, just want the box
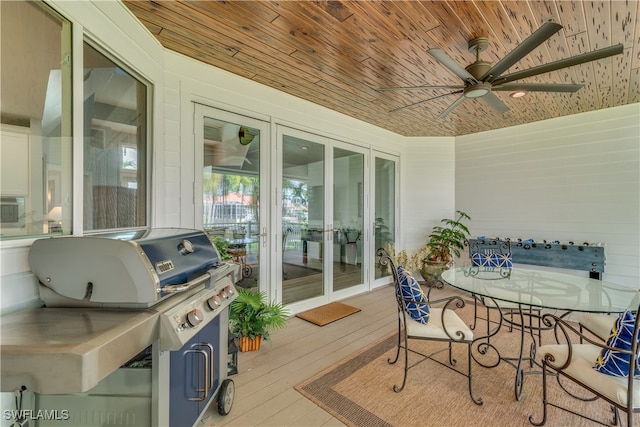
[471,252,513,268]
[594,311,640,377]
[396,265,430,324]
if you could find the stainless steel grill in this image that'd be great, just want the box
[2,228,241,426]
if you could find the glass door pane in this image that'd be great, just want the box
[333,147,364,292]
[374,155,397,281]
[197,110,263,290]
[281,134,326,305]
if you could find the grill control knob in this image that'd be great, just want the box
[178,239,194,255]
[186,308,203,327]
[207,295,221,310]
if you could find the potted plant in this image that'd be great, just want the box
[229,288,289,352]
[420,210,471,283]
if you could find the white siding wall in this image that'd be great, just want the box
[456,103,640,286]
[401,137,455,255]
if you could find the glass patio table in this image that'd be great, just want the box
[441,266,639,400]
[225,237,259,278]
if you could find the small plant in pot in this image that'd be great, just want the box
[229,288,289,352]
[421,210,471,283]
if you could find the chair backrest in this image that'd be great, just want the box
[467,238,512,269]
[377,247,401,292]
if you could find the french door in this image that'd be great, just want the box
[191,107,397,310]
[194,105,269,291]
[277,126,369,312]
[371,151,399,286]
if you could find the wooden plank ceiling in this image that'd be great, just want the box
[124,0,640,137]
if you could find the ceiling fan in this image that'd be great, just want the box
[378,21,624,118]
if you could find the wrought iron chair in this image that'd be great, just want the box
[377,248,482,405]
[529,306,640,426]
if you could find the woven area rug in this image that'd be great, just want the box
[296,302,361,326]
[296,305,640,427]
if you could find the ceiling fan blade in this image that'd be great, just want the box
[493,83,583,93]
[493,43,624,85]
[390,90,463,113]
[482,92,509,115]
[428,48,477,83]
[438,94,467,119]
[481,21,563,82]
[376,84,464,92]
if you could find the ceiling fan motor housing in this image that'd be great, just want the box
[465,60,492,80]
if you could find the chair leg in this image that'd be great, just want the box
[388,322,402,365]
[529,362,549,426]
[467,342,483,405]
[625,405,631,427]
[471,294,479,330]
[448,341,456,366]
[393,332,409,393]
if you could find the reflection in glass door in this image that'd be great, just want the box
[281,134,325,305]
[195,106,266,291]
[333,147,365,292]
[373,154,397,282]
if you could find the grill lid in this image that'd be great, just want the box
[29,228,221,307]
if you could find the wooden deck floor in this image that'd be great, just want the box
[200,283,400,427]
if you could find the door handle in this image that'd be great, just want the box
[259,227,267,247]
[184,348,208,401]
[193,342,214,397]
[325,223,333,241]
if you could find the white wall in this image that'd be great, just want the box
[456,103,640,286]
[401,137,456,255]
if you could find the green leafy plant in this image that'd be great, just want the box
[425,210,471,265]
[210,235,232,260]
[229,289,289,342]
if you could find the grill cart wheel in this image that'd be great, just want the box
[218,378,235,415]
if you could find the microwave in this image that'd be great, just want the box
[0,197,25,228]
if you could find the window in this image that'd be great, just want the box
[0,1,150,239]
[83,42,148,231]
[0,1,72,239]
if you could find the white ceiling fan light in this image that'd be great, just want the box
[464,82,491,98]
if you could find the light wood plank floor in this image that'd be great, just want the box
[200,283,403,427]
[199,281,590,427]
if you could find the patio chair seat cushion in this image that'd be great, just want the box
[397,265,430,324]
[579,313,617,341]
[539,343,640,408]
[406,307,473,342]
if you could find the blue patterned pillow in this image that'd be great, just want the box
[396,265,430,324]
[594,311,640,377]
[471,252,513,268]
